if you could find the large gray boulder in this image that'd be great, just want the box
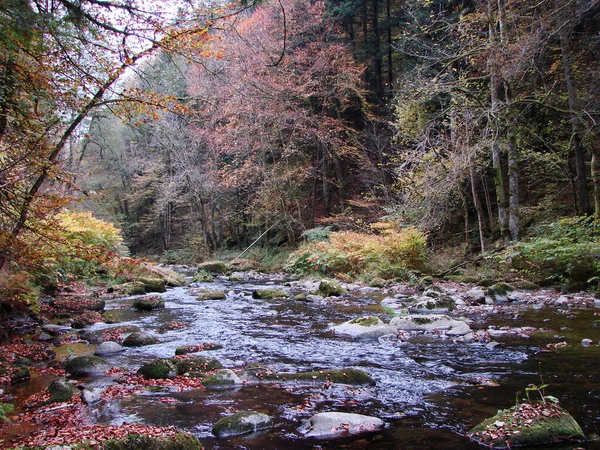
[332,316,396,340]
[122,331,159,347]
[94,341,125,355]
[390,314,471,336]
[298,412,384,439]
[202,369,243,389]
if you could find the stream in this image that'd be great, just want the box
[36,277,600,448]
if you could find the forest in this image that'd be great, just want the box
[1,1,600,449]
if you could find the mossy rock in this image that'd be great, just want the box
[10,364,30,384]
[46,378,78,403]
[202,369,242,389]
[198,260,229,274]
[172,356,223,376]
[349,316,381,327]
[64,355,110,376]
[266,369,375,386]
[317,280,347,297]
[103,432,203,450]
[193,269,214,283]
[175,343,223,355]
[369,277,387,288]
[137,359,178,380]
[294,293,308,301]
[119,281,147,296]
[122,331,159,347]
[468,403,585,448]
[252,289,289,299]
[132,295,165,311]
[196,290,227,300]
[212,411,273,438]
[85,299,106,312]
[137,277,167,293]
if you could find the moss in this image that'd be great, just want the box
[349,316,380,327]
[294,293,308,301]
[413,316,433,325]
[252,289,289,299]
[175,343,222,355]
[132,295,165,311]
[137,359,178,380]
[197,261,229,274]
[468,403,585,448]
[0,402,13,421]
[172,356,223,375]
[137,277,167,293]
[317,280,347,297]
[266,369,375,386]
[193,269,214,282]
[196,290,226,300]
[10,364,30,384]
[103,432,203,450]
[212,411,273,438]
[369,277,387,288]
[120,281,147,296]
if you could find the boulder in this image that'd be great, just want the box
[202,369,242,389]
[468,402,585,448]
[64,355,110,377]
[212,411,273,438]
[102,432,203,450]
[196,289,227,300]
[137,277,167,293]
[407,295,456,313]
[132,295,165,311]
[198,260,229,274]
[94,341,125,356]
[138,359,178,379]
[265,368,375,386]
[252,289,289,299]
[117,281,146,296]
[317,280,347,297]
[47,378,78,403]
[486,283,514,303]
[193,269,214,283]
[173,356,223,376]
[122,331,159,347]
[464,288,486,303]
[175,343,223,355]
[298,412,384,439]
[390,314,471,336]
[332,316,396,340]
[9,365,30,384]
[82,387,105,405]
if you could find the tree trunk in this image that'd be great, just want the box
[386,0,393,90]
[560,26,590,215]
[507,133,520,241]
[593,144,600,218]
[470,166,486,253]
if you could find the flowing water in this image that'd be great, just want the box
[66,279,600,449]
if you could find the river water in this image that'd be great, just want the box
[79,278,600,449]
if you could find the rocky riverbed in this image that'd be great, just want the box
[1,270,600,449]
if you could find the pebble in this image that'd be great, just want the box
[581,339,593,346]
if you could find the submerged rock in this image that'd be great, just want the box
[82,386,105,405]
[265,368,375,386]
[212,411,273,438]
[468,402,585,448]
[390,314,471,336]
[333,316,396,340]
[298,412,384,439]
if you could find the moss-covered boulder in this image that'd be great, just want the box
[252,289,289,299]
[317,280,347,297]
[486,282,514,303]
[193,269,214,283]
[172,356,223,376]
[266,368,375,386]
[138,277,167,293]
[202,369,243,389]
[332,316,396,340]
[212,411,273,438]
[122,331,159,347]
[175,343,223,355]
[64,355,110,376]
[0,402,14,421]
[10,364,30,384]
[408,295,456,313]
[196,289,227,300]
[468,402,585,448]
[46,378,79,403]
[138,359,178,380]
[85,298,106,312]
[117,281,147,296]
[198,260,229,274]
[132,295,165,311]
[103,432,203,450]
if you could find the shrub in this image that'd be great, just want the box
[509,217,600,288]
[286,222,427,279]
[0,271,40,314]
